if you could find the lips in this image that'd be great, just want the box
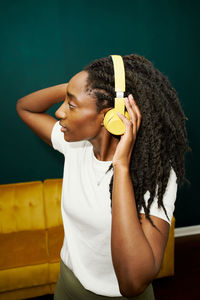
[59,122,68,132]
[61,126,67,132]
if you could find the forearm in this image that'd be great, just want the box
[111,165,157,296]
[16,83,68,113]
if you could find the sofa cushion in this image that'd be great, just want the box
[0,263,49,293]
[0,284,51,300]
[48,262,61,284]
[47,225,64,263]
[0,230,48,270]
[156,216,175,278]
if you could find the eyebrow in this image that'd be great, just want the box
[66,90,78,102]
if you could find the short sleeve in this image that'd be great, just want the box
[140,168,178,225]
[51,120,69,155]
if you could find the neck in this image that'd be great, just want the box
[88,127,119,161]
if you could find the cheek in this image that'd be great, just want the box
[64,120,101,142]
[81,119,100,134]
[74,115,101,135]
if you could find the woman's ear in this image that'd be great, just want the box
[101,107,112,116]
[100,107,112,126]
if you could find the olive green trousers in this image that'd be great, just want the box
[54,259,155,300]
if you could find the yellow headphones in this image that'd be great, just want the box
[103,55,130,135]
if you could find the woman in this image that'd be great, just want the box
[16,54,191,299]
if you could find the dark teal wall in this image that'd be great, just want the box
[0,0,199,227]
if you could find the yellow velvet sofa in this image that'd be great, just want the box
[0,179,175,300]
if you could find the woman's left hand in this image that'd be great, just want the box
[112,94,142,168]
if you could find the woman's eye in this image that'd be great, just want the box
[68,102,76,109]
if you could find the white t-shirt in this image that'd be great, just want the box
[51,121,177,297]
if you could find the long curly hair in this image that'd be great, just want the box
[83,54,191,228]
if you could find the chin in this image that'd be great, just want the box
[63,134,73,142]
[63,133,82,143]
[63,132,71,142]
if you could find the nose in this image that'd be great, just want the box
[55,102,66,119]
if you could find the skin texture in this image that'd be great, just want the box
[55,70,170,297]
[55,70,119,161]
[111,96,170,297]
[16,83,67,147]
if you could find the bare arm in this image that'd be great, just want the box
[16,83,68,146]
[111,166,169,297]
[111,94,170,297]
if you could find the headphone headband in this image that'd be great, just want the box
[110,55,125,98]
[103,54,130,135]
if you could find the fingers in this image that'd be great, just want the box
[128,94,142,131]
[118,94,142,134]
[118,111,133,132]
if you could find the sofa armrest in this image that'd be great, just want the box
[155,216,175,278]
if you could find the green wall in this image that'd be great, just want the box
[0,0,199,227]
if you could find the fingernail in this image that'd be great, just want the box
[130,94,136,103]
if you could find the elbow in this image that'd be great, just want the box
[16,99,26,116]
[119,278,154,298]
[120,284,148,298]
[16,99,22,112]
[117,258,159,297]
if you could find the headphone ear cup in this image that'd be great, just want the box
[103,109,130,135]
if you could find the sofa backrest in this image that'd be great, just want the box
[43,179,63,228]
[0,181,45,233]
[43,179,64,262]
[0,181,48,271]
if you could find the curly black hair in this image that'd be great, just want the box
[83,54,191,228]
